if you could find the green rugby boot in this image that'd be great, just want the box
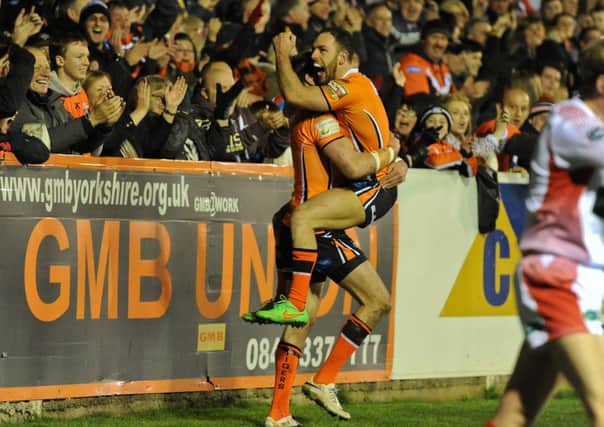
[254,296,308,327]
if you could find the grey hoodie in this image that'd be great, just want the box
[48,71,81,97]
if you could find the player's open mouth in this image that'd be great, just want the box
[313,62,325,77]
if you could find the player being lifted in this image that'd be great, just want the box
[263,53,408,426]
[244,28,409,326]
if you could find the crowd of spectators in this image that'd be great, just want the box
[0,0,600,172]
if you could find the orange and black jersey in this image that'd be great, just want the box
[290,112,347,208]
[318,69,390,180]
[62,89,90,119]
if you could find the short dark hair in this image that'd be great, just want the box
[317,28,357,61]
[272,0,303,20]
[49,32,88,71]
[578,26,600,46]
[578,39,604,98]
[537,60,565,76]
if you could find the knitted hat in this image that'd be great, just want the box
[80,0,110,26]
[528,101,553,119]
[421,19,451,40]
[418,105,453,131]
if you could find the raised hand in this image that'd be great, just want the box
[147,38,170,61]
[207,17,222,43]
[272,32,298,58]
[164,76,188,113]
[109,27,124,56]
[391,63,406,89]
[494,104,509,141]
[130,79,150,125]
[129,4,148,24]
[136,79,151,114]
[214,80,244,119]
[12,7,43,46]
[341,6,363,32]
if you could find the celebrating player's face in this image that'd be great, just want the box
[311,33,339,84]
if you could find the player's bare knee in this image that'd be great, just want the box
[362,296,390,322]
[373,288,392,316]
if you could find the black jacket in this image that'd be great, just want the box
[159,111,213,161]
[0,131,50,164]
[191,98,289,162]
[101,112,172,158]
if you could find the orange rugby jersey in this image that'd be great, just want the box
[290,112,347,208]
[318,68,390,179]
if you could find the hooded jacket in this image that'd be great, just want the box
[14,90,103,154]
[48,72,90,119]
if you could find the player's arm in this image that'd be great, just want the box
[553,117,604,168]
[273,32,329,111]
[322,137,395,179]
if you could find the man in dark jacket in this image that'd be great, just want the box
[192,61,289,162]
[360,3,400,100]
[0,86,49,164]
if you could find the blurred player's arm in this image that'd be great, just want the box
[554,119,604,168]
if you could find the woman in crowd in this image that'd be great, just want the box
[442,93,507,170]
[392,102,418,155]
[84,73,187,158]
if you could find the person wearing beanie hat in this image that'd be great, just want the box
[417,104,452,138]
[80,0,134,98]
[398,19,455,111]
[409,104,478,176]
[527,101,552,132]
[79,0,110,28]
[444,38,483,97]
[420,18,452,40]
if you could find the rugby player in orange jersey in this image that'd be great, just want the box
[261,56,405,424]
[248,28,410,327]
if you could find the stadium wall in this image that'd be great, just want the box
[0,154,529,416]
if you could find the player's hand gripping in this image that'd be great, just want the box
[273,32,298,58]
